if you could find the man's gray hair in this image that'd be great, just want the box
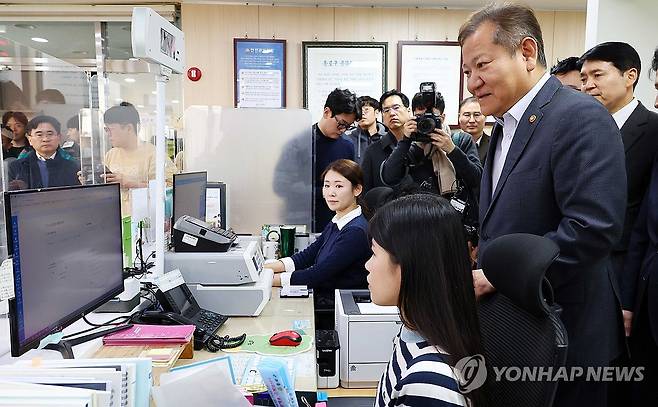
[458,2,547,68]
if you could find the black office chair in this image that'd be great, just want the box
[478,233,568,407]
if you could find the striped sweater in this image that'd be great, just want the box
[376,326,467,407]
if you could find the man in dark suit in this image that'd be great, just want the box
[580,42,658,298]
[458,96,490,164]
[459,4,626,406]
[620,46,658,406]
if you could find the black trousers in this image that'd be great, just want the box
[629,295,658,405]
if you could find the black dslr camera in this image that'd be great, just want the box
[410,82,442,143]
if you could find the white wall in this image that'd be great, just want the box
[587,0,658,111]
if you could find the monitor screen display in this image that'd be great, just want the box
[173,171,207,224]
[6,184,124,356]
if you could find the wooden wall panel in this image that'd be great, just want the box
[258,6,335,108]
[181,5,586,110]
[334,7,411,89]
[552,11,587,62]
[182,4,258,107]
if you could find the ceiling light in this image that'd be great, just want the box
[31,37,48,43]
[128,57,139,61]
[151,91,157,95]
[124,78,136,83]
[137,105,145,108]
[15,24,37,30]
[171,100,179,104]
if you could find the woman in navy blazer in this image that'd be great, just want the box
[622,153,658,401]
[270,159,370,296]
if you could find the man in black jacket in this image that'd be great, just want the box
[342,96,387,164]
[8,115,80,190]
[360,90,411,194]
[380,91,482,201]
[580,42,658,301]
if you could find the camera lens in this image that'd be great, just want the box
[417,117,436,134]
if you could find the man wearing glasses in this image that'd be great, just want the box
[312,88,359,232]
[8,115,80,190]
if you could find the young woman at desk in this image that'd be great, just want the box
[269,159,370,298]
[367,194,485,407]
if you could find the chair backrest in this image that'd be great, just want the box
[478,234,568,407]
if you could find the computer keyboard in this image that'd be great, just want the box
[195,309,228,335]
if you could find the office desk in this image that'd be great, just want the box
[174,287,317,392]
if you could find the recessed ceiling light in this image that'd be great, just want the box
[128,57,139,61]
[31,37,48,43]
[15,24,37,30]
[124,78,136,83]
[171,100,180,104]
[151,91,157,95]
[137,105,145,108]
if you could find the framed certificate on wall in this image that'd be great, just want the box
[303,42,387,121]
[234,38,286,108]
[397,41,464,126]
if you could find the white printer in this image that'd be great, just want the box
[335,289,401,388]
[164,238,273,316]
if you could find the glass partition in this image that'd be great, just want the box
[183,106,313,234]
[1,36,93,260]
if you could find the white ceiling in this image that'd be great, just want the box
[3,0,587,11]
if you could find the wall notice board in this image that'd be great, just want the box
[303,42,387,121]
[234,38,286,108]
[398,41,464,126]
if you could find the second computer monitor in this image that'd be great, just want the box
[173,171,208,224]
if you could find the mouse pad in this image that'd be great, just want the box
[223,334,313,356]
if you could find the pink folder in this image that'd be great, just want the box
[103,324,195,346]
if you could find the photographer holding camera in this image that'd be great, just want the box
[381,83,482,247]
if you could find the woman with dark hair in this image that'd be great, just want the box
[4,111,30,158]
[367,194,486,407]
[269,159,370,306]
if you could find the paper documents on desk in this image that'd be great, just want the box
[357,302,399,315]
[0,258,14,301]
[153,363,250,407]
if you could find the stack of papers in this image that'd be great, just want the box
[103,324,195,346]
[6,357,153,407]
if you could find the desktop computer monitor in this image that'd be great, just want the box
[5,184,124,357]
[173,171,207,224]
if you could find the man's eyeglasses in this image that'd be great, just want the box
[461,112,483,119]
[30,131,57,139]
[334,116,352,130]
[382,104,403,115]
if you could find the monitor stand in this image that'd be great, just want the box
[43,324,134,359]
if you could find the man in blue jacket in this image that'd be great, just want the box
[8,115,80,190]
[460,4,626,406]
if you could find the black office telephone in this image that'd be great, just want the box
[132,280,244,351]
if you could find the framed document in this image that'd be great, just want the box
[303,42,387,121]
[233,38,286,108]
[397,41,464,126]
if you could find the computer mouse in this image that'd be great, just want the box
[269,330,302,347]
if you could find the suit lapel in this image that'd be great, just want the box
[620,102,648,154]
[480,125,500,210]
[482,76,561,227]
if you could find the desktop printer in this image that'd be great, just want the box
[172,215,237,252]
[164,238,273,316]
[335,289,401,388]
